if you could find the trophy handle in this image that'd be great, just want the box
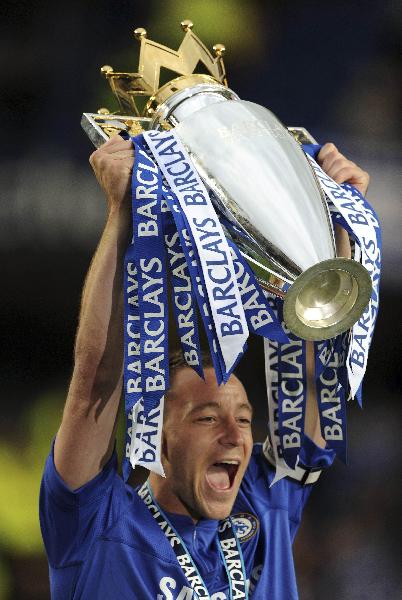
[81,112,153,148]
[81,112,319,149]
[287,127,318,145]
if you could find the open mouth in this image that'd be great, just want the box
[206,461,240,491]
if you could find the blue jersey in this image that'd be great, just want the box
[40,440,334,599]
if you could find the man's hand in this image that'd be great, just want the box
[89,135,135,209]
[317,142,370,196]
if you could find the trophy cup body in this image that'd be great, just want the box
[144,82,371,340]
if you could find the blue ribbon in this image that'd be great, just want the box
[277,334,307,469]
[227,239,289,344]
[162,185,226,383]
[315,335,348,463]
[162,195,204,379]
[131,137,169,416]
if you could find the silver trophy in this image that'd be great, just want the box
[82,20,372,341]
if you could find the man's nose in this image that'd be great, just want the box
[219,417,244,447]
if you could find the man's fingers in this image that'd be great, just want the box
[92,136,133,158]
[103,139,133,154]
[321,154,345,176]
[87,135,138,208]
[326,164,370,195]
[318,144,345,173]
[327,165,359,184]
[317,142,339,163]
[107,151,135,161]
[102,134,129,148]
[89,146,134,168]
[324,158,355,179]
[317,142,370,195]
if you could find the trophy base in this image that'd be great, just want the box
[283,258,372,341]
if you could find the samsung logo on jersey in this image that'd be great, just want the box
[157,562,263,599]
[157,578,227,599]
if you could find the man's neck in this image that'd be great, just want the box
[148,473,199,523]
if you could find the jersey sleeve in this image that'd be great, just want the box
[237,441,335,538]
[39,441,127,569]
[261,434,336,485]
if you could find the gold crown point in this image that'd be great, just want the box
[134,27,147,41]
[180,20,194,32]
[101,65,114,76]
[97,107,110,115]
[213,44,226,58]
[100,24,228,117]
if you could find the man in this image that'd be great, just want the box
[40,136,370,599]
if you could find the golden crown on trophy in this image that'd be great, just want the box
[100,20,227,118]
[82,19,237,145]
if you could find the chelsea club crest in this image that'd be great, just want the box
[232,513,259,543]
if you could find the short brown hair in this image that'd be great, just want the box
[168,348,213,387]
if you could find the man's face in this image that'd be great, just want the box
[162,367,253,521]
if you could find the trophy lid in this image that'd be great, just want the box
[99,20,227,118]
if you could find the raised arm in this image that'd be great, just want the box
[304,143,370,447]
[54,135,134,490]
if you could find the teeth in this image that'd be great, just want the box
[219,460,239,465]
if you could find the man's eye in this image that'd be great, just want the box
[237,418,252,425]
[198,416,216,423]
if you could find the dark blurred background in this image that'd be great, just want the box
[1,1,401,598]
